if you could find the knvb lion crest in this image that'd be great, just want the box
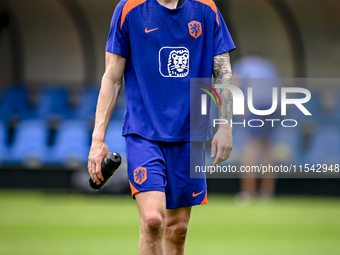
[134,167,147,185]
[188,21,202,39]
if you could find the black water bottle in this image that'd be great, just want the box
[89,152,122,190]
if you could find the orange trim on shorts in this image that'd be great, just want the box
[121,0,147,29]
[200,192,208,205]
[129,180,141,196]
[193,0,220,26]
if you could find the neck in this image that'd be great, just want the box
[156,0,179,9]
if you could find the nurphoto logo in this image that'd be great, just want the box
[200,81,312,128]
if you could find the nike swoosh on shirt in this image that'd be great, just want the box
[192,190,204,197]
[145,28,159,33]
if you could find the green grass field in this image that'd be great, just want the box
[0,191,339,255]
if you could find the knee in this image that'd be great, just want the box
[165,222,189,245]
[142,214,165,236]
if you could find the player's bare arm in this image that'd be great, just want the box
[88,52,126,184]
[211,52,233,166]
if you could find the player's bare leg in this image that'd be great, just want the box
[164,207,192,255]
[259,142,276,199]
[241,138,259,196]
[235,138,259,205]
[136,191,166,255]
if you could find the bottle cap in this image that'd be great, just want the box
[104,152,122,169]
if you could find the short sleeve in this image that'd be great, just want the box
[214,9,236,56]
[105,1,130,59]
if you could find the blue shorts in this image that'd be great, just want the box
[125,134,207,209]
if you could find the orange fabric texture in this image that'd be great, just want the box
[129,180,141,196]
[193,0,220,25]
[121,0,147,29]
[200,192,208,205]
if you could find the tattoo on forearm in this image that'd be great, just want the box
[213,52,233,121]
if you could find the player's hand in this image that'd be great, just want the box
[211,125,233,167]
[88,140,110,184]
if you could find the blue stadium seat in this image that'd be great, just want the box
[286,91,321,128]
[305,126,340,165]
[75,86,100,120]
[112,104,126,120]
[271,126,302,164]
[0,121,8,162]
[35,87,73,120]
[49,119,90,165]
[8,119,49,164]
[311,91,339,126]
[105,120,126,155]
[0,85,32,120]
[331,93,340,125]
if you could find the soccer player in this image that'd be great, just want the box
[233,54,280,204]
[88,0,235,254]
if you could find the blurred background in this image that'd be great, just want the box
[0,0,339,254]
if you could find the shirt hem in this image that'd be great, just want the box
[122,130,212,142]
